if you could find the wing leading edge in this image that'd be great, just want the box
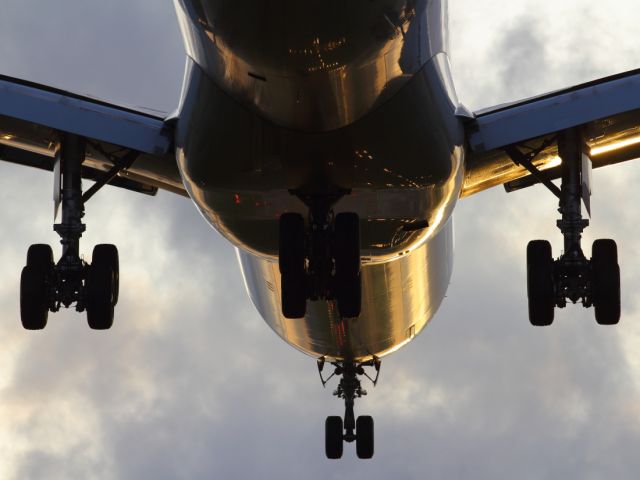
[461,68,640,197]
[0,73,185,196]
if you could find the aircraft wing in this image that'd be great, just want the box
[461,68,640,198]
[0,73,186,197]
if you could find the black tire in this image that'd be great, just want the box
[26,244,54,269]
[356,415,374,459]
[281,273,307,318]
[592,239,620,325]
[20,266,49,330]
[279,213,307,318]
[93,244,119,305]
[325,416,343,459]
[279,213,305,276]
[86,264,115,330]
[333,213,361,317]
[335,272,362,318]
[527,240,555,326]
[334,212,360,277]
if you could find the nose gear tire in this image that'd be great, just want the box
[356,415,374,459]
[325,416,344,459]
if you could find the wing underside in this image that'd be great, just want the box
[4,68,640,201]
[0,74,185,197]
[461,68,640,197]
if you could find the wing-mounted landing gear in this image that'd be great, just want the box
[278,187,362,319]
[505,128,620,326]
[317,357,381,459]
[20,133,126,330]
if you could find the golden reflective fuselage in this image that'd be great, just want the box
[239,220,453,362]
[174,0,465,360]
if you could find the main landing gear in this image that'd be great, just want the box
[278,189,362,319]
[318,357,381,459]
[506,128,620,326]
[20,133,120,330]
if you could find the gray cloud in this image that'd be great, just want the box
[1,0,640,478]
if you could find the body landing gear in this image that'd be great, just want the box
[20,133,120,330]
[318,357,380,459]
[509,128,621,326]
[278,190,361,319]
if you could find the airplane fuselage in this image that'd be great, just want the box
[173,0,464,361]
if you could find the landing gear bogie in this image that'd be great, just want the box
[526,238,621,326]
[278,206,362,319]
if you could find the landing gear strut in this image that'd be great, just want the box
[279,188,361,319]
[318,357,380,459]
[20,133,120,330]
[507,128,620,326]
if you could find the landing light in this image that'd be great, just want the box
[543,156,562,169]
[590,135,640,156]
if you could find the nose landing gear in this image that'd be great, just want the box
[318,357,380,459]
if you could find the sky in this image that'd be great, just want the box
[1,0,640,478]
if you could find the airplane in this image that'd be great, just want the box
[1,0,638,460]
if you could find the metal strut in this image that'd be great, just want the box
[503,137,561,198]
[82,148,139,203]
[555,128,591,306]
[51,134,133,312]
[53,133,88,310]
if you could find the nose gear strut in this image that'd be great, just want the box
[317,357,381,459]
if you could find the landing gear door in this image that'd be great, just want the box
[581,151,593,217]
